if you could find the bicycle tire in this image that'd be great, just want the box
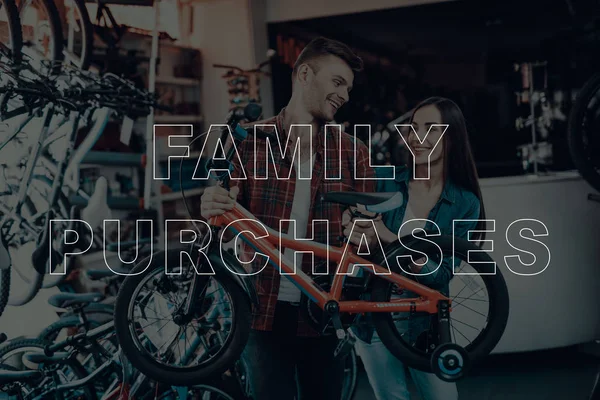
[342,348,358,400]
[114,249,252,386]
[0,269,9,320]
[0,0,23,64]
[371,235,509,374]
[568,72,600,192]
[61,0,93,70]
[16,0,64,73]
[0,337,96,399]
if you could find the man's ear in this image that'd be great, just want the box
[296,63,312,86]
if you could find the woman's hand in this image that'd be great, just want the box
[341,207,397,246]
[408,256,428,273]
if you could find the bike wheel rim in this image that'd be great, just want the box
[125,265,238,371]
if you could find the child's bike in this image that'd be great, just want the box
[113,104,509,386]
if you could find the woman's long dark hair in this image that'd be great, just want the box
[410,96,486,242]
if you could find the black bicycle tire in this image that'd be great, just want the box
[568,72,600,192]
[62,0,93,70]
[16,0,64,72]
[0,0,23,64]
[114,250,252,386]
[341,348,358,400]
[0,337,96,399]
[0,269,10,320]
[371,235,509,373]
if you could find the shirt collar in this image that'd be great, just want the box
[275,107,327,159]
[394,166,455,204]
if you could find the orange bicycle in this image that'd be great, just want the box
[114,104,509,386]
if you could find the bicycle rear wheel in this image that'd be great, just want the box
[568,72,600,192]
[0,0,22,63]
[371,235,509,377]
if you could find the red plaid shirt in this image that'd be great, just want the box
[231,109,375,336]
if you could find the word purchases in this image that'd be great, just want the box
[49,217,550,277]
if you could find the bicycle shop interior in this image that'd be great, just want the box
[0,0,599,399]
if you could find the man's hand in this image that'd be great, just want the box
[341,207,382,247]
[200,185,240,219]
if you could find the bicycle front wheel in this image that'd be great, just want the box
[0,0,22,63]
[17,0,64,74]
[371,235,509,375]
[568,72,600,192]
[114,249,252,386]
[61,0,93,69]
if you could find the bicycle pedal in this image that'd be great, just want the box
[333,332,356,359]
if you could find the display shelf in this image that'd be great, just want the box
[160,187,204,202]
[156,76,200,86]
[159,151,202,161]
[82,151,145,167]
[69,195,141,210]
[154,115,204,123]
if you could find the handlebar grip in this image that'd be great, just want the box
[0,333,6,344]
[44,345,54,357]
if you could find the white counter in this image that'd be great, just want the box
[480,170,600,353]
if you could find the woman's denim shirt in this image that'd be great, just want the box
[352,165,481,343]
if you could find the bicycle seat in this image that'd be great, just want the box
[48,292,105,308]
[23,351,69,365]
[0,369,41,384]
[86,268,128,280]
[321,192,404,214]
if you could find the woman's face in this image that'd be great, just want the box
[406,104,446,166]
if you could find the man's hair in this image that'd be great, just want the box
[292,37,363,79]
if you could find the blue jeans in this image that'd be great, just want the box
[355,330,458,400]
[241,302,345,400]
[353,261,457,400]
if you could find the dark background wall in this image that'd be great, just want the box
[267,0,600,177]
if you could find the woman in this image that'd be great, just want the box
[347,97,486,400]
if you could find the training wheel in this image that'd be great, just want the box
[430,343,470,382]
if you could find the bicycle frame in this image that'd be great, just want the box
[208,204,450,315]
[0,104,112,232]
[31,319,213,400]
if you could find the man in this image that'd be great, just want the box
[200,37,375,399]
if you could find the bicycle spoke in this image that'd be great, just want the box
[450,317,481,333]
[452,300,488,319]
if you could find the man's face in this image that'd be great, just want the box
[304,55,354,121]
